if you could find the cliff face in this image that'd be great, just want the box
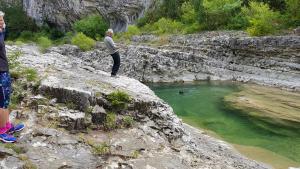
[74,32,300,90]
[22,0,154,32]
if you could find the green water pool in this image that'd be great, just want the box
[149,81,300,168]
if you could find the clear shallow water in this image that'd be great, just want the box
[149,81,300,168]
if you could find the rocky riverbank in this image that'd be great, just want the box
[70,31,299,91]
[0,44,270,169]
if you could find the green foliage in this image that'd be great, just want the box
[92,142,111,155]
[162,0,186,19]
[18,31,35,42]
[136,1,164,27]
[23,68,38,82]
[0,1,39,40]
[181,1,198,24]
[54,31,74,45]
[73,15,109,40]
[71,32,96,51]
[242,0,286,11]
[131,150,139,158]
[104,112,117,130]
[37,36,52,52]
[123,115,134,128]
[9,80,26,109]
[107,90,131,110]
[115,25,141,42]
[202,0,242,30]
[66,101,77,110]
[242,2,281,36]
[192,0,206,23]
[143,18,184,35]
[226,13,249,30]
[180,1,201,33]
[23,161,37,169]
[4,144,26,154]
[7,50,22,69]
[49,28,65,40]
[285,0,300,27]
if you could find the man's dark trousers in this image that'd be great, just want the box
[111,52,120,76]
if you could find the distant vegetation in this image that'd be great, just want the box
[0,0,299,49]
[135,0,299,36]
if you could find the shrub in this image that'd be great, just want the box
[104,112,117,130]
[92,142,111,155]
[71,32,96,51]
[142,18,184,35]
[107,90,131,110]
[23,68,38,82]
[161,0,186,19]
[54,31,74,45]
[18,31,35,42]
[136,1,164,27]
[37,36,52,52]
[14,41,24,46]
[115,25,141,42]
[5,144,26,154]
[184,23,202,34]
[123,115,134,128]
[73,15,109,40]
[226,13,249,30]
[242,2,281,36]
[181,1,198,24]
[202,0,242,30]
[285,0,300,27]
[49,28,65,40]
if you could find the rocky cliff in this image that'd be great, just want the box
[0,44,270,169]
[72,31,300,90]
[22,0,154,32]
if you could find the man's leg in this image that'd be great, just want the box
[111,52,120,76]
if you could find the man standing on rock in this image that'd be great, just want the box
[0,11,24,143]
[104,29,120,77]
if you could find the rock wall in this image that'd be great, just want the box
[21,0,154,32]
[73,31,300,90]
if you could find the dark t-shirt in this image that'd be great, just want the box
[0,30,9,72]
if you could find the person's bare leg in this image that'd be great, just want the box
[5,109,9,123]
[0,108,8,128]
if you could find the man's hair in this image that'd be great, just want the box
[106,29,114,35]
[0,11,5,17]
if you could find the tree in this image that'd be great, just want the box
[285,0,300,27]
[242,1,281,36]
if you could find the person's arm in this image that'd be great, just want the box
[4,28,8,41]
[107,37,117,50]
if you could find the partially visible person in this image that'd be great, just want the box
[104,29,120,77]
[0,11,24,143]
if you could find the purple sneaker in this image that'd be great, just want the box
[7,124,25,134]
[0,133,17,143]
